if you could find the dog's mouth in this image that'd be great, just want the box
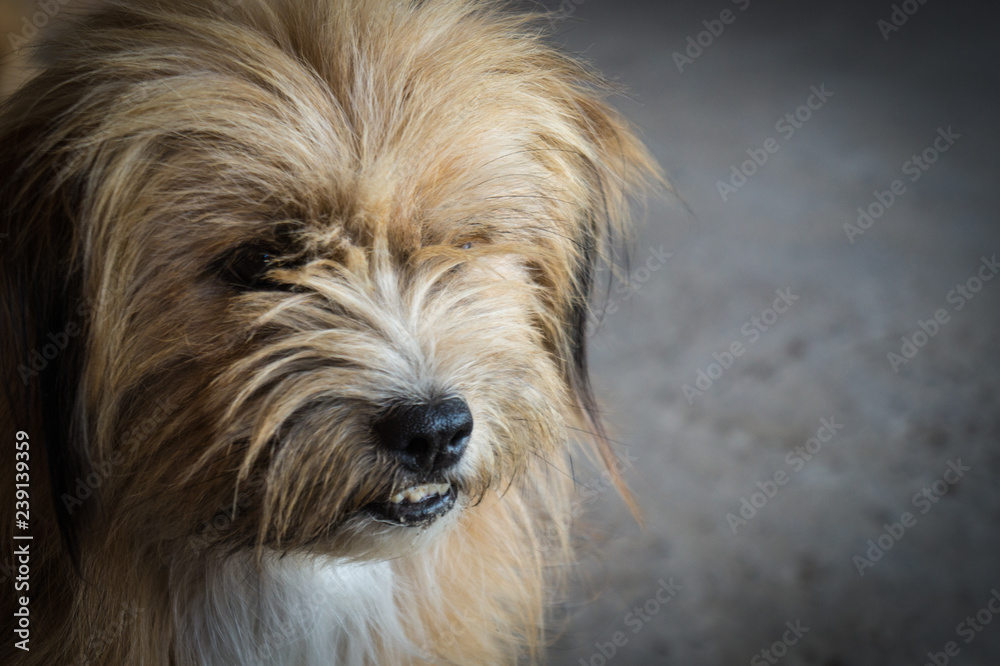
[367,482,457,527]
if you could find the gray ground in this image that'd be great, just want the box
[541,1,1000,665]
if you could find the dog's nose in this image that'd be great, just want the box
[373,398,473,473]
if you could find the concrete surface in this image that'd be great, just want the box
[542,1,1000,665]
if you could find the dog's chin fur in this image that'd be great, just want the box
[0,0,659,663]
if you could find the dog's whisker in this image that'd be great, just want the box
[562,424,628,447]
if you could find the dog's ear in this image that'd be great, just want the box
[0,84,88,566]
[553,77,663,514]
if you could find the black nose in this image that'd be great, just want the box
[373,398,473,473]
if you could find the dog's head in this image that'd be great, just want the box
[0,0,658,564]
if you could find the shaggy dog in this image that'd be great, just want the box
[0,0,657,663]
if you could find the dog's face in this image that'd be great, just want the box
[126,150,574,558]
[1,0,656,567]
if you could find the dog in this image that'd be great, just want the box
[0,0,658,663]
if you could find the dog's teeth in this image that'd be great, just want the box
[388,483,451,505]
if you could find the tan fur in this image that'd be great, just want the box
[0,1,659,663]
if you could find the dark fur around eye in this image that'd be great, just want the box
[223,244,283,290]
[214,227,303,292]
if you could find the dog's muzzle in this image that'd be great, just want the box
[368,398,472,526]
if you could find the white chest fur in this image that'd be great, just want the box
[174,554,420,665]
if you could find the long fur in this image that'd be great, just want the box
[0,1,659,663]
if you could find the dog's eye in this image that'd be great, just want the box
[215,224,303,292]
[219,243,290,291]
[460,242,473,250]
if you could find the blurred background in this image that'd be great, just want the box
[3,1,998,664]
[535,1,1000,664]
